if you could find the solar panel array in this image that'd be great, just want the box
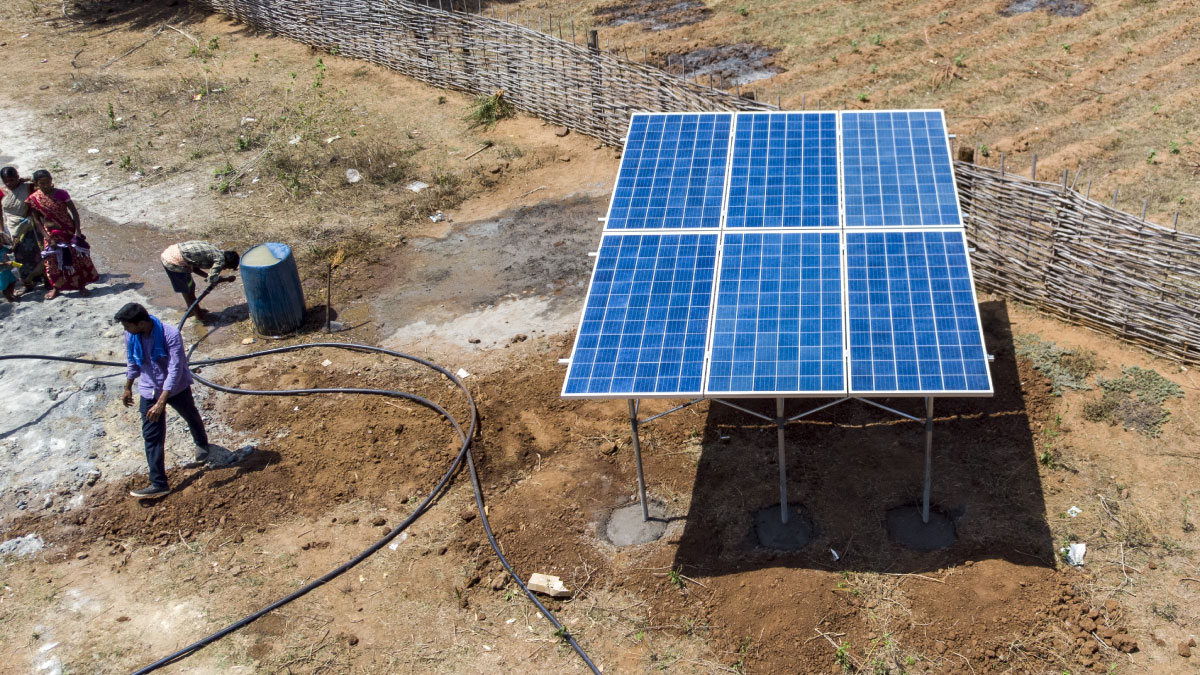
[564,110,992,399]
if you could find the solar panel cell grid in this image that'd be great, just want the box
[707,231,844,394]
[606,113,732,230]
[726,112,839,229]
[842,111,961,228]
[563,233,718,396]
[845,230,990,393]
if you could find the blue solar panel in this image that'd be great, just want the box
[842,111,961,227]
[606,113,732,230]
[726,112,839,229]
[563,233,718,397]
[706,232,844,394]
[845,230,991,394]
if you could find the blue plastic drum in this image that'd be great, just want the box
[241,242,306,335]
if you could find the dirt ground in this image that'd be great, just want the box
[0,2,1199,674]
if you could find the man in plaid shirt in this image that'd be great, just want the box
[161,240,241,320]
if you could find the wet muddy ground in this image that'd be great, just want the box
[593,0,710,31]
[659,43,781,87]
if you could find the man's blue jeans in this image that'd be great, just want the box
[140,388,208,489]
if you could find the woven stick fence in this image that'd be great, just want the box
[193,0,1199,364]
[958,162,1200,364]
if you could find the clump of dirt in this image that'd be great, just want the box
[1000,0,1090,17]
[593,0,710,31]
[658,43,781,87]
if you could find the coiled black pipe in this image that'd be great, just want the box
[0,283,600,674]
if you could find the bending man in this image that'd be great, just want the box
[160,240,240,320]
[117,302,213,499]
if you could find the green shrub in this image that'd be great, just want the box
[466,91,516,129]
[1082,366,1184,437]
[1014,334,1098,395]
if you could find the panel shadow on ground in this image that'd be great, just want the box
[671,299,1054,575]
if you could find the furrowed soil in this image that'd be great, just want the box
[0,2,1198,675]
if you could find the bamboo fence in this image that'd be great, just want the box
[193,0,1199,365]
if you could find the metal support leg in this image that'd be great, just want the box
[922,396,934,524]
[628,398,649,522]
[777,398,788,524]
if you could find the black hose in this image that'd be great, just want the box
[0,284,601,674]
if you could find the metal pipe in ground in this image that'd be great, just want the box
[628,398,649,522]
[777,397,788,524]
[922,396,934,524]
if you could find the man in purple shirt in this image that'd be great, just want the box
[115,302,212,499]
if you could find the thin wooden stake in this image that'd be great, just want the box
[1141,198,1148,221]
[1086,180,1092,199]
[1112,188,1118,208]
[1031,153,1037,181]
[1173,211,1180,231]
[999,152,1005,177]
[802,93,806,110]
[1061,169,1068,192]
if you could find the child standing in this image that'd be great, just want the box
[0,232,19,302]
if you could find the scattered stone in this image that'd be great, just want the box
[526,573,571,598]
[459,508,476,522]
[1120,488,1130,499]
[76,552,88,560]
[104,159,113,166]
[557,155,571,162]
[468,337,481,344]
[85,469,101,486]
[344,633,359,647]
[370,515,387,527]
[438,545,448,555]
[488,164,502,174]
[490,574,507,591]
[116,616,130,622]
[510,334,528,343]
[555,126,570,137]
[1179,642,1191,658]
[1148,560,1157,569]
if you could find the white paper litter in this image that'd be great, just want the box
[388,533,408,550]
[321,359,333,367]
[1066,542,1086,566]
[345,168,362,183]
[288,135,301,145]
[325,135,342,144]
[240,117,257,126]
[406,181,429,193]
[430,211,445,223]
[506,618,516,624]
[830,548,840,562]
[1067,506,1082,518]
[456,368,471,379]
[87,148,99,154]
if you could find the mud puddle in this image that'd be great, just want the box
[660,43,780,87]
[593,0,710,31]
[1001,0,1090,16]
[372,194,605,353]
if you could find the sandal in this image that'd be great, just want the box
[44,289,60,300]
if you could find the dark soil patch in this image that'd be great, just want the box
[1001,0,1090,17]
[657,43,780,87]
[593,0,710,31]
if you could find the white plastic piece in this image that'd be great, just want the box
[558,358,571,365]
[1066,542,1086,566]
[456,368,471,379]
[1066,506,1082,518]
[321,359,333,367]
[87,148,100,154]
[830,548,840,562]
[345,168,362,183]
[406,181,430,193]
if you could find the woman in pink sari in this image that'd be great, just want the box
[26,169,98,299]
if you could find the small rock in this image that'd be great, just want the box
[557,155,571,162]
[1192,638,1198,647]
[555,126,570,137]
[438,545,448,556]
[1179,642,1191,658]
[490,574,507,591]
[526,572,571,598]
[459,509,476,523]
[241,338,256,345]
[1148,560,1157,569]
[488,164,502,174]
[104,159,113,166]
[116,616,130,622]
[76,552,88,560]
[1120,488,1130,499]
[345,634,359,647]
[510,334,528,343]
[370,515,387,527]
[468,338,481,344]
